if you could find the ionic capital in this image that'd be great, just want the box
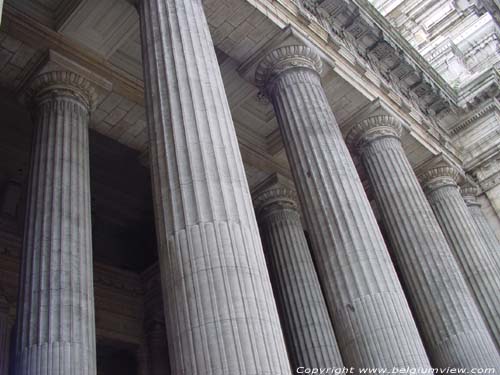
[461,184,481,207]
[254,186,299,217]
[255,45,322,95]
[28,71,97,111]
[347,115,402,150]
[420,166,459,193]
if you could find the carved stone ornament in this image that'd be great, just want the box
[347,114,402,150]
[461,184,481,207]
[420,166,460,193]
[255,45,323,96]
[253,187,299,218]
[27,71,97,111]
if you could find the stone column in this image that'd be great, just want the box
[347,116,500,367]
[421,166,500,350]
[0,294,10,375]
[138,1,291,374]
[253,175,343,370]
[462,185,500,271]
[256,45,430,368]
[15,71,97,375]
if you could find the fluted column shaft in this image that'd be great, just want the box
[254,179,343,370]
[138,0,290,373]
[15,72,97,375]
[256,46,430,368]
[422,167,500,350]
[349,116,500,367]
[462,188,500,271]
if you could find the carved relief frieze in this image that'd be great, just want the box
[471,156,500,191]
[311,0,455,117]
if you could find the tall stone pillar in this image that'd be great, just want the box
[348,116,500,367]
[138,1,291,374]
[256,45,430,368]
[421,166,500,349]
[15,71,97,375]
[253,175,343,370]
[462,185,500,270]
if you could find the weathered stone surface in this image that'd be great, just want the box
[421,166,500,350]
[256,45,431,368]
[15,71,97,375]
[138,0,291,373]
[462,185,500,271]
[348,115,500,367]
[253,174,343,371]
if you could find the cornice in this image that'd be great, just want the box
[450,98,500,135]
[316,0,455,117]
[456,68,500,109]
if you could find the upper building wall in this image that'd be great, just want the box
[369,0,500,86]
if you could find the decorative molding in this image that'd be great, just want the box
[420,166,460,192]
[316,0,454,117]
[27,70,98,110]
[252,173,299,216]
[450,98,500,135]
